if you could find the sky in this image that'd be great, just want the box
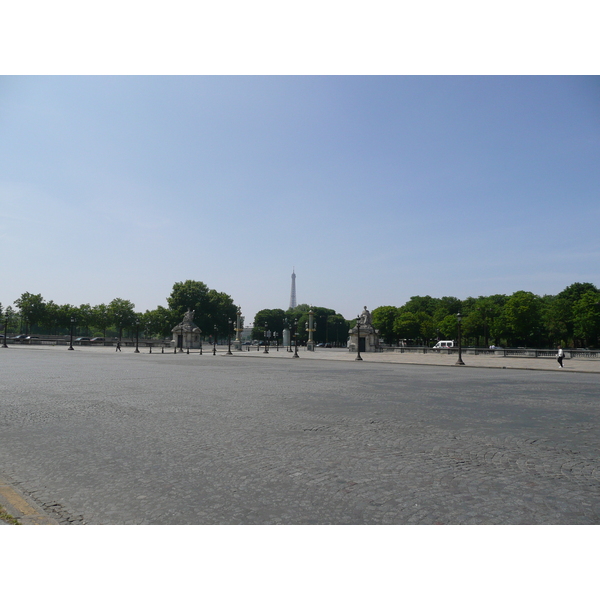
[1,75,599,323]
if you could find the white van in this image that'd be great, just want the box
[432,340,455,349]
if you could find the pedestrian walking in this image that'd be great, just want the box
[557,345,564,368]
[116,341,121,352]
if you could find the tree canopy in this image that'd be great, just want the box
[367,283,599,348]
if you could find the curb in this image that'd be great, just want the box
[222,350,600,374]
[0,477,59,525]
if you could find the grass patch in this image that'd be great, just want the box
[0,505,20,525]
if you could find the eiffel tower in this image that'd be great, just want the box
[289,268,297,309]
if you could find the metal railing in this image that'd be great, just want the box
[376,346,600,360]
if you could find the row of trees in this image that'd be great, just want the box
[1,281,238,340]
[371,282,600,349]
[251,304,349,345]
[4,281,598,348]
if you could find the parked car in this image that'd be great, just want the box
[90,337,105,342]
[75,337,91,342]
[11,334,27,341]
[24,336,39,340]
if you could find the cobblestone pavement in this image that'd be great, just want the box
[1,345,599,524]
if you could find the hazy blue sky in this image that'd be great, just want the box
[1,76,598,323]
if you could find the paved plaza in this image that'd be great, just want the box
[1,345,599,524]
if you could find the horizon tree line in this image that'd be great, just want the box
[1,280,238,342]
[3,281,598,349]
[371,282,600,349]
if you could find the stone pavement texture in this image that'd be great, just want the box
[1,345,599,524]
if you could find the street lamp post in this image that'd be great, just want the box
[135,319,140,353]
[68,317,75,351]
[293,319,299,358]
[234,307,243,351]
[213,325,217,355]
[355,315,363,361]
[115,314,121,346]
[2,318,8,348]
[306,309,316,351]
[455,312,465,366]
[226,318,233,355]
[284,318,292,352]
[263,322,269,353]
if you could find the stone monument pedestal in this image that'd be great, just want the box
[348,326,379,353]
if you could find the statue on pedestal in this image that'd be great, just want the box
[172,308,202,349]
[348,306,379,353]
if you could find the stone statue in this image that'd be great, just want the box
[182,308,195,326]
[360,306,372,327]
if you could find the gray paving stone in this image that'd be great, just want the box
[1,345,599,524]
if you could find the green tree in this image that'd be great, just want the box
[206,289,238,335]
[167,280,236,338]
[555,282,599,343]
[108,298,136,340]
[437,313,458,340]
[402,296,438,316]
[502,291,542,346]
[393,311,421,341]
[372,306,398,344]
[77,304,93,336]
[252,308,287,341]
[141,306,175,339]
[4,306,18,334]
[325,313,350,346]
[56,304,78,334]
[90,304,111,338]
[572,290,600,348]
[542,295,570,346]
[40,300,59,334]
[14,292,46,333]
